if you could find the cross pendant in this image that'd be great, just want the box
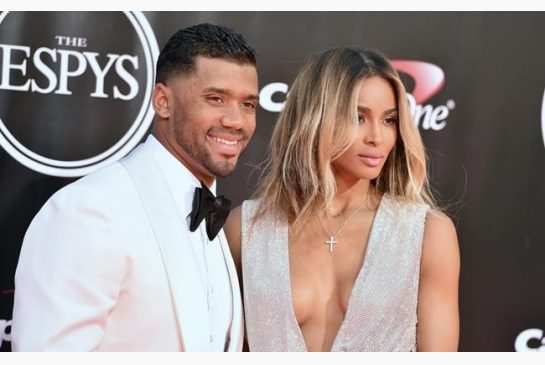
[325,236,337,252]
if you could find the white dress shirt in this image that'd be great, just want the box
[146,135,233,351]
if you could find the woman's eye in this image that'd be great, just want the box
[384,117,398,125]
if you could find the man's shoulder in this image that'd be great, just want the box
[66,161,129,194]
[48,142,159,210]
[42,162,127,214]
[61,143,150,196]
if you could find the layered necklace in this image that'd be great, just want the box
[315,195,369,253]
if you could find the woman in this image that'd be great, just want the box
[224,47,460,351]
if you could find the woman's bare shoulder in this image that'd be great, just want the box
[421,208,460,275]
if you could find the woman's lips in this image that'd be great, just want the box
[358,153,383,167]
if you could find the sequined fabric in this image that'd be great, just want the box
[241,194,429,352]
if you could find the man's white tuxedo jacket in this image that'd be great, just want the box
[11,142,244,351]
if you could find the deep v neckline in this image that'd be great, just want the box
[283,194,387,352]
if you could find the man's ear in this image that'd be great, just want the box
[152,83,171,119]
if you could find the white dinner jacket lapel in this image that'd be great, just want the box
[121,143,210,351]
[217,230,244,351]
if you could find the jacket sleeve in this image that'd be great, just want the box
[11,183,125,351]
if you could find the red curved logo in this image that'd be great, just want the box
[392,60,445,104]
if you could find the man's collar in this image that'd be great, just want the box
[145,134,217,218]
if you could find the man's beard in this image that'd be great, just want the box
[174,126,241,178]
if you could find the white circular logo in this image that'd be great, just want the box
[0,319,10,347]
[515,328,545,352]
[0,11,159,177]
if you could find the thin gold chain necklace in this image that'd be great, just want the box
[314,196,369,252]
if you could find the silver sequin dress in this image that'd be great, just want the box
[241,194,429,352]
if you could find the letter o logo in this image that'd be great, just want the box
[515,328,545,352]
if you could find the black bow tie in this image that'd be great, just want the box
[189,182,231,241]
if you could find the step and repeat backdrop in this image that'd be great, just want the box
[0,11,544,352]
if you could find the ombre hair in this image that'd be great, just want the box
[253,47,435,226]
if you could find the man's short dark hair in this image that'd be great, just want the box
[155,23,257,84]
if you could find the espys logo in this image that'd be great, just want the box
[515,328,545,352]
[0,11,159,177]
[259,60,455,131]
[0,319,11,347]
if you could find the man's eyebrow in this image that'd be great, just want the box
[203,87,259,101]
[203,87,231,95]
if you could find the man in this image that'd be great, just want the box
[11,23,259,351]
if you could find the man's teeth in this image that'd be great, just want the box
[211,136,238,145]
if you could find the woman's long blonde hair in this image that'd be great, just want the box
[253,47,435,226]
